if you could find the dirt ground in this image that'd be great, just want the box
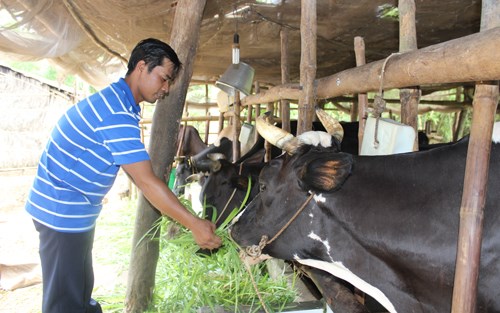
[0,168,133,313]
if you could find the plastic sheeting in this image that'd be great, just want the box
[0,0,482,89]
[0,0,173,87]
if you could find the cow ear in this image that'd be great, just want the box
[297,152,353,192]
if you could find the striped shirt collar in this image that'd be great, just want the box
[116,78,141,115]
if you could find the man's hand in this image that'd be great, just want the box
[122,160,222,250]
[191,218,222,250]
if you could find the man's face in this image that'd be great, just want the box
[138,58,175,103]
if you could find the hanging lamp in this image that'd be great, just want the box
[216,9,254,96]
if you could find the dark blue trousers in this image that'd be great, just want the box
[34,220,102,313]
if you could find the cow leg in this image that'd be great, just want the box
[299,265,370,313]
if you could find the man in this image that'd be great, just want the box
[25,38,222,313]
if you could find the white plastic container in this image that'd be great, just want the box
[239,122,255,145]
[360,117,416,155]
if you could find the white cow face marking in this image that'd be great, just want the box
[313,193,326,203]
[297,131,333,148]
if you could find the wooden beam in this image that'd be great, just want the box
[241,28,500,107]
[318,27,500,98]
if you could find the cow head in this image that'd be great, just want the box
[230,110,352,261]
[200,159,264,227]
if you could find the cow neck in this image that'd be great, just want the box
[244,192,315,258]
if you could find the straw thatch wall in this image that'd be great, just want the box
[0,66,75,168]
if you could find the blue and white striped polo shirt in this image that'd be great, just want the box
[26,78,150,233]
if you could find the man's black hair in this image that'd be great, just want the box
[126,38,182,79]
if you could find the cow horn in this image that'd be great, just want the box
[191,158,221,173]
[256,112,301,154]
[186,172,205,182]
[315,106,344,142]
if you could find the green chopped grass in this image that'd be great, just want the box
[150,182,297,313]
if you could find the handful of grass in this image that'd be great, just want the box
[151,180,297,313]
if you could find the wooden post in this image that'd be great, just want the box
[125,1,207,312]
[204,113,210,144]
[454,88,467,141]
[280,28,291,133]
[265,102,274,162]
[218,112,224,134]
[399,0,420,151]
[354,36,368,154]
[254,82,261,147]
[176,121,188,157]
[297,0,316,135]
[232,91,241,162]
[246,105,252,123]
[204,84,210,144]
[451,1,500,312]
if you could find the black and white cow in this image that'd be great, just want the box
[198,119,360,227]
[230,109,500,313]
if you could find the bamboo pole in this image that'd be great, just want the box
[297,0,316,135]
[241,28,500,107]
[451,0,500,312]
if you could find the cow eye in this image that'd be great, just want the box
[259,183,266,192]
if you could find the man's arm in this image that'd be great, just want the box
[122,160,221,250]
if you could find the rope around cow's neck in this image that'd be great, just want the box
[239,192,316,313]
[244,192,316,258]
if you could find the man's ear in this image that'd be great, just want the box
[137,60,146,72]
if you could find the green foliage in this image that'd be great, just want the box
[152,220,296,313]
[377,4,399,21]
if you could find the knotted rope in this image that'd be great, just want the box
[244,192,315,258]
[372,52,401,148]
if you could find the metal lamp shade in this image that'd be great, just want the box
[215,62,255,96]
